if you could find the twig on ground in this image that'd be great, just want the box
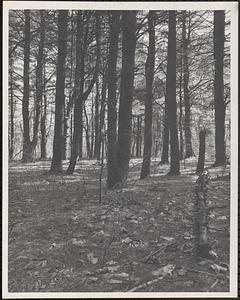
[185,267,218,277]
[140,245,166,262]
[206,278,219,292]
[127,275,164,292]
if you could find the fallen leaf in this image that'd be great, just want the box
[72,239,86,246]
[87,252,98,265]
[152,264,175,277]
[113,272,129,278]
[210,264,227,273]
[177,268,187,276]
[109,279,122,284]
[161,236,174,242]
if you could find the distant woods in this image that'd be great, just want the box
[9,10,230,185]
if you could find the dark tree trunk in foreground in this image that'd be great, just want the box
[116,11,137,186]
[50,10,68,172]
[140,11,155,179]
[166,11,180,175]
[107,11,121,189]
[22,10,31,162]
[179,36,184,161]
[182,11,194,159]
[196,128,206,173]
[160,113,169,163]
[213,11,226,166]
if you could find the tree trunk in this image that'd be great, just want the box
[116,11,136,186]
[9,58,14,160]
[214,11,226,166]
[40,93,47,159]
[107,11,121,189]
[83,104,92,158]
[97,72,107,160]
[94,77,100,158]
[67,11,85,174]
[166,11,180,175]
[160,112,169,163]
[179,42,184,161]
[182,11,194,159]
[140,11,155,179]
[50,10,68,172]
[22,10,32,162]
[136,115,142,157]
[63,11,75,160]
[196,128,206,173]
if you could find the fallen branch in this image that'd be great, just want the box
[127,275,164,292]
[140,245,166,262]
[206,278,219,292]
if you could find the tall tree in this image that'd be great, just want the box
[50,10,68,172]
[116,11,137,186]
[160,113,169,163]
[67,11,85,174]
[22,10,45,162]
[166,10,180,175]
[182,11,194,158]
[21,10,31,162]
[140,11,155,179]
[107,11,121,189]
[213,10,226,166]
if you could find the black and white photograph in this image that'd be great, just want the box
[2,1,238,298]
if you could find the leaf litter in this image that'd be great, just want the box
[8,159,230,292]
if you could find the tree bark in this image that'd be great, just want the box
[140,11,155,179]
[179,41,184,161]
[50,10,68,172]
[160,113,169,163]
[182,11,194,159]
[213,11,226,166]
[196,128,206,173]
[97,72,107,160]
[116,11,137,186]
[67,11,85,174]
[107,11,121,189]
[9,57,14,160]
[94,77,100,158]
[22,10,31,162]
[166,11,180,175]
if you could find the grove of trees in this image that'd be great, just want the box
[9,9,231,186]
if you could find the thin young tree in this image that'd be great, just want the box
[166,10,180,175]
[50,10,68,172]
[213,10,226,166]
[107,11,121,189]
[182,11,194,158]
[140,11,155,179]
[115,11,137,186]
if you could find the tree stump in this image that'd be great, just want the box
[194,170,211,258]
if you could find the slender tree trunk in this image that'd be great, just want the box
[63,11,75,160]
[9,59,14,160]
[83,104,92,158]
[107,11,121,189]
[50,10,68,172]
[67,11,84,174]
[40,93,47,159]
[22,10,32,162]
[196,128,206,173]
[214,11,226,166]
[141,11,155,179]
[182,11,194,159]
[160,112,169,163]
[166,10,180,175]
[179,44,184,161]
[94,77,100,158]
[116,11,137,186]
[97,72,107,160]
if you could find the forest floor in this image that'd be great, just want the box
[8,158,230,293]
